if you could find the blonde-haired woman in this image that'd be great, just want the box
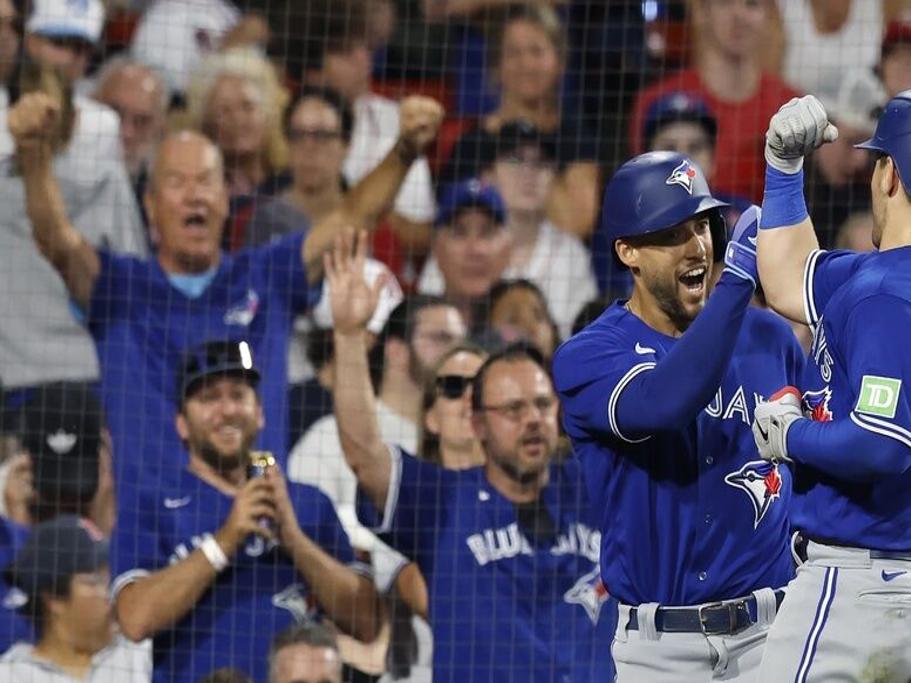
[184,47,290,248]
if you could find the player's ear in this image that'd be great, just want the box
[615,239,639,269]
[881,156,901,198]
[175,410,189,441]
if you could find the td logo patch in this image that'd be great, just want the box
[856,376,902,419]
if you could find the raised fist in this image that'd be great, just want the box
[7,92,60,149]
[397,96,445,158]
[765,95,839,174]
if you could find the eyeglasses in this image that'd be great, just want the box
[435,374,474,400]
[481,396,557,421]
[287,127,342,145]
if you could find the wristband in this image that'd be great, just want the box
[199,533,230,573]
[760,167,808,229]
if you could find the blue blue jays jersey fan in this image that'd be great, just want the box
[86,233,318,486]
[111,468,363,683]
[357,447,616,682]
[555,303,804,607]
[788,247,911,551]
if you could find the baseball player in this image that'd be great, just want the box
[751,93,911,681]
[553,151,805,682]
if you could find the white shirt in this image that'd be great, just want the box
[344,94,436,224]
[0,94,147,388]
[131,0,240,94]
[0,638,151,682]
[287,401,417,554]
[780,0,882,98]
[418,220,598,339]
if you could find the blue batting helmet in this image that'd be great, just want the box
[855,90,911,191]
[601,151,728,265]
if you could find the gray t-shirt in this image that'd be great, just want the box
[0,637,151,682]
[245,194,312,248]
[0,93,147,388]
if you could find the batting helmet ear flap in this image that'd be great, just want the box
[709,208,727,263]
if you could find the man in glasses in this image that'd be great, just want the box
[328,230,615,682]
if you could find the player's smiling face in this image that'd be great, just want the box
[473,358,559,482]
[618,215,713,332]
[176,375,264,473]
[146,132,229,275]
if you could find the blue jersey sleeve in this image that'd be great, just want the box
[355,445,452,562]
[110,485,170,596]
[803,249,873,328]
[257,232,320,314]
[554,273,754,443]
[789,294,911,479]
[292,484,363,573]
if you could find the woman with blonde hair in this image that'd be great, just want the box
[184,47,290,248]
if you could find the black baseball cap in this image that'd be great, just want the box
[20,383,102,501]
[178,340,261,402]
[4,515,108,600]
[491,120,558,165]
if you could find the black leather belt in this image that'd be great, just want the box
[627,590,786,636]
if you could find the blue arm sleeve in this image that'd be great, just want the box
[615,273,754,436]
[555,272,753,442]
[788,294,911,479]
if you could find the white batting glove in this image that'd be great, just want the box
[752,387,804,463]
[765,96,839,174]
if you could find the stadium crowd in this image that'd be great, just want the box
[0,0,906,681]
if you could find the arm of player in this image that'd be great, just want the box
[329,230,394,512]
[8,92,100,310]
[784,296,911,479]
[268,468,380,642]
[555,212,761,442]
[301,97,444,283]
[115,478,276,642]
[757,95,838,323]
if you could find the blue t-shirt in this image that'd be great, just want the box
[357,447,615,683]
[0,517,33,654]
[792,247,911,550]
[111,468,363,683]
[87,233,318,486]
[555,303,804,606]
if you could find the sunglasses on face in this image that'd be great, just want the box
[435,374,475,400]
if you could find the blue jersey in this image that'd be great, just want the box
[791,248,911,550]
[86,233,317,485]
[357,447,616,682]
[555,303,804,606]
[111,468,363,683]
[0,517,33,653]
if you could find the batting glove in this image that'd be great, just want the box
[752,387,804,463]
[765,95,839,174]
[723,205,761,287]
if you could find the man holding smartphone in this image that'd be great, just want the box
[111,340,378,683]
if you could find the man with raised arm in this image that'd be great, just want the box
[6,92,443,487]
[328,230,615,682]
[752,93,911,680]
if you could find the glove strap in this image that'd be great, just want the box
[723,242,757,289]
[760,167,808,230]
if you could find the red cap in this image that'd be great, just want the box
[884,20,911,52]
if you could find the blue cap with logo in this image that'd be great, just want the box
[643,91,718,147]
[435,179,507,228]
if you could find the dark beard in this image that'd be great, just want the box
[647,271,699,332]
[490,450,546,486]
[196,440,249,476]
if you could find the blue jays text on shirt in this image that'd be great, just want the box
[466,520,600,567]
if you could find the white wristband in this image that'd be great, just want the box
[199,534,230,573]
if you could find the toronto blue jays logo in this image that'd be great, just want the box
[802,387,833,422]
[563,567,610,625]
[665,160,698,194]
[272,583,317,623]
[224,289,260,326]
[724,461,783,528]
